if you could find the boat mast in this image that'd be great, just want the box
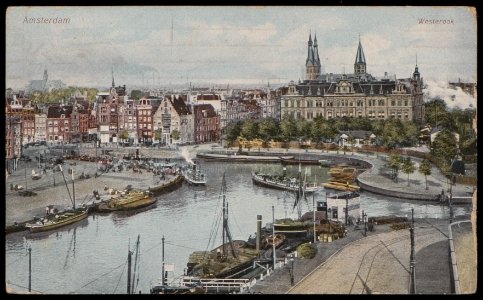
[131,234,140,293]
[313,192,316,243]
[221,173,237,258]
[293,163,303,219]
[58,165,74,209]
[28,246,32,293]
[71,169,75,210]
[127,245,132,294]
[161,236,165,287]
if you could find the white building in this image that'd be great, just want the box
[34,113,47,142]
[325,192,361,225]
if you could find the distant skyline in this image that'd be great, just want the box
[6,6,477,90]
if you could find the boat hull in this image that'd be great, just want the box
[26,210,89,233]
[252,173,318,193]
[97,193,156,212]
[149,174,184,196]
[323,182,360,192]
[187,240,259,279]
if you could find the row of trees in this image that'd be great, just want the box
[29,87,99,104]
[119,129,181,143]
[388,153,432,189]
[225,115,419,149]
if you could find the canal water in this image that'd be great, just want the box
[5,160,471,294]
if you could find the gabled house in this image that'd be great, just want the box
[47,105,73,142]
[193,104,220,143]
[153,95,193,145]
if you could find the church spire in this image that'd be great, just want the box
[111,68,115,88]
[305,31,320,81]
[306,32,314,66]
[314,33,320,66]
[413,54,420,80]
[354,36,367,74]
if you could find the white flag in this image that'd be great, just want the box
[164,264,175,272]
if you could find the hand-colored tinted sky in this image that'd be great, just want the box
[6,6,477,89]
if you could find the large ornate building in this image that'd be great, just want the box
[281,34,425,124]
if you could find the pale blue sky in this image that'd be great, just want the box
[6,6,477,89]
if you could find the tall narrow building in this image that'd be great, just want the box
[354,38,366,75]
[305,33,321,81]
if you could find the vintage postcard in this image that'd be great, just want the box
[5,6,477,294]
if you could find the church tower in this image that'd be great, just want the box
[42,69,49,91]
[354,36,366,75]
[412,56,420,81]
[412,56,424,124]
[305,33,321,81]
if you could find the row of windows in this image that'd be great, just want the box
[285,110,411,120]
[197,126,218,132]
[197,118,219,125]
[283,98,411,108]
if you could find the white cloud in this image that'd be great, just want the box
[5,7,476,89]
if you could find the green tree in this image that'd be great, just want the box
[388,153,402,182]
[350,117,373,131]
[460,136,477,155]
[381,119,405,149]
[240,119,259,141]
[418,159,432,190]
[295,118,311,141]
[401,157,416,187]
[131,90,144,100]
[332,116,351,131]
[320,123,338,143]
[424,98,453,129]
[225,121,242,145]
[119,129,129,141]
[431,129,458,162]
[280,115,298,142]
[310,117,324,142]
[171,129,181,141]
[258,118,279,143]
[380,119,418,149]
[154,129,162,141]
[450,107,476,143]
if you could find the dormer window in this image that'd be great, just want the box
[61,114,65,118]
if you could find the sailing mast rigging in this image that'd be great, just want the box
[58,165,74,209]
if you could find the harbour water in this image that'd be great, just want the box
[5,160,471,294]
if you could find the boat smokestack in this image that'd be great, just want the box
[256,215,262,251]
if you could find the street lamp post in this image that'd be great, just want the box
[288,253,295,286]
[409,207,416,294]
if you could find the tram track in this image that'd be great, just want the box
[348,225,445,294]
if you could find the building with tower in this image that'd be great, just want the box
[26,69,65,94]
[281,33,425,124]
[305,33,321,81]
